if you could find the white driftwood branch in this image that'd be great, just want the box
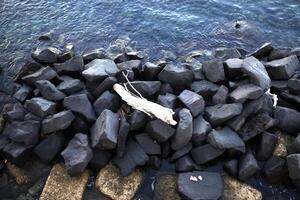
[113,83,177,125]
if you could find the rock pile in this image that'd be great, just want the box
[1,41,300,199]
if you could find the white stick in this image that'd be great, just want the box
[113,83,177,125]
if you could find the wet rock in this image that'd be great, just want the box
[32,47,61,63]
[224,58,243,78]
[238,151,260,180]
[178,90,205,117]
[91,109,119,149]
[35,80,66,101]
[13,84,32,102]
[287,73,300,94]
[3,103,26,122]
[63,94,96,122]
[158,64,193,87]
[288,133,300,154]
[95,163,144,200]
[250,42,273,59]
[212,85,228,105]
[153,173,181,200]
[177,171,223,200]
[214,47,241,60]
[141,62,163,80]
[130,110,148,131]
[190,80,219,98]
[126,51,144,60]
[82,59,119,82]
[126,81,161,97]
[148,155,161,170]
[112,139,148,176]
[268,48,291,61]
[7,120,40,145]
[93,76,117,97]
[135,133,161,155]
[208,127,245,152]
[263,156,287,184]
[54,55,84,72]
[116,115,130,157]
[274,106,300,135]
[170,143,192,162]
[57,78,84,95]
[157,93,177,109]
[42,110,75,134]
[205,103,243,127]
[256,132,278,161]
[223,159,238,177]
[223,175,262,200]
[202,60,226,83]
[34,133,65,163]
[191,144,225,165]
[171,109,193,150]
[61,133,93,176]
[175,155,199,172]
[117,60,142,71]
[40,163,90,200]
[93,91,120,116]
[22,66,57,85]
[89,149,112,171]
[229,84,263,103]
[82,49,106,62]
[192,115,212,146]
[24,97,57,118]
[265,55,299,80]
[242,56,271,90]
[3,142,33,166]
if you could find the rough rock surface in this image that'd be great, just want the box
[178,89,205,117]
[42,110,75,134]
[158,64,193,87]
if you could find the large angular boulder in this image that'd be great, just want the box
[250,42,273,59]
[21,66,57,85]
[192,115,212,146]
[93,91,120,116]
[125,81,161,97]
[7,120,40,145]
[171,108,193,150]
[3,103,26,122]
[42,110,75,134]
[93,76,117,97]
[191,144,225,165]
[178,90,205,117]
[63,94,96,122]
[190,80,219,98]
[177,171,223,200]
[274,106,300,135]
[3,142,33,166]
[158,64,193,87]
[24,97,57,118]
[54,55,84,72]
[238,151,260,180]
[13,84,32,102]
[229,84,263,103]
[146,119,175,143]
[116,115,130,157]
[135,133,161,155]
[31,47,61,63]
[35,80,66,101]
[141,62,163,80]
[212,85,228,105]
[263,156,287,184]
[287,73,300,94]
[175,155,199,172]
[61,133,93,176]
[256,132,278,161]
[224,58,243,78]
[287,154,300,187]
[89,149,112,171]
[242,56,271,90]
[288,133,300,154]
[129,110,148,131]
[157,93,177,109]
[90,109,119,149]
[170,143,192,162]
[202,61,226,83]
[223,159,238,177]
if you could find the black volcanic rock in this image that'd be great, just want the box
[212,85,228,105]
[116,115,130,157]
[268,48,291,61]
[70,116,90,133]
[22,66,57,85]
[57,79,84,95]
[177,171,223,200]
[93,76,117,97]
[34,133,65,163]
[130,110,148,131]
[205,103,243,127]
[135,133,161,155]
[208,127,245,152]
[158,64,193,87]
[256,131,278,161]
[7,120,40,145]
[24,112,41,121]
[229,84,263,103]
[170,143,192,162]
[89,149,112,171]
[54,55,84,72]
[113,139,148,176]
[32,47,61,63]
[146,119,175,143]
[42,110,75,134]
[242,56,271,90]
[190,80,219,98]
[178,89,205,117]
[175,155,199,172]
[191,144,225,165]
[159,83,174,95]
[63,94,96,123]
[125,81,161,97]
[250,42,273,59]
[223,159,238,177]
[171,108,193,150]
[117,60,142,71]
[274,106,300,135]
[202,60,226,83]
[224,58,243,78]
[238,151,260,180]
[141,62,163,80]
[265,55,299,80]
[24,97,57,118]
[287,154,300,181]
[93,91,120,116]
[3,103,26,122]
[13,84,32,102]
[263,156,287,184]
[35,80,66,101]
[3,142,33,166]
[91,109,119,149]
[192,115,212,146]
[287,73,300,94]
[288,133,300,154]
[61,133,93,176]
[157,93,177,109]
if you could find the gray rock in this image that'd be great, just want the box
[135,133,161,155]
[171,108,193,150]
[112,139,148,176]
[256,131,278,161]
[191,144,225,165]
[7,120,40,145]
[265,55,299,80]
[141,62,163,80]
[90,109,119,149]
[89,149,112,171]
[24,97,57,118]
[274,106,300,135]
[24,112,41,121]
[288,73,300,94]
[93,91,120,116]
[125,81,161,97]
[192,115,212,146]
[175,155,199,172]
[3,142,33,166]
[35,80,66,101]
[224,58,243,78]
[13,84,32,102]
[3,103,26,122]
[223,159,238,177]
[205,103,243,127]
[159,83,174,95]
[287,154,300,180]
[82,59,119,82]
[170,143,192,162]
[202,61,225,83]
[54,55,84,72]
[242,56,271,90]
[190,80,219,98]
[82,49,106,62]
[147,156,161,170]
[93,77,117,97]
[158,64,193,87]
[32,47,61,63]
[178,90,205,117]
[61,133,93,176]
[270,80,288,93]
[177,171,223,200]
[21,66,57,85]
[130,110,148,131]
[212,85,228,105]
[117,60,142,71]
[268,48,291,61]
[238,151,260,180]
[157,93,177,109]
[116,115,130,157]
[288,133,300,154]
[57,79,84,95]
[41,110,75,134]
[250,42,273,59]
[263,156,287,184]
[63,94,96,122]
[146,119,175,143]
[229,84,263,103]
[208,127,245,152]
